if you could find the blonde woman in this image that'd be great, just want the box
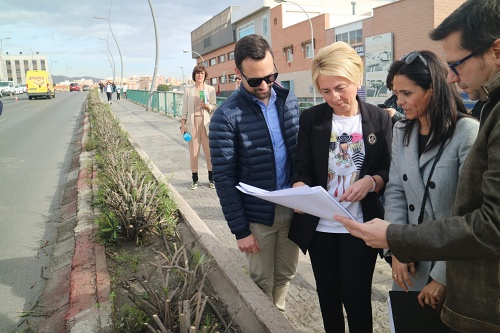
[180,65,217,189]
[288,42,392,332]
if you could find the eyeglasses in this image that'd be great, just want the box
[447,52,475,76]
[400,52,428,67]
[241,67,279,87]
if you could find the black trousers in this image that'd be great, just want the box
[308,231,377,333]
[106,92,112,101]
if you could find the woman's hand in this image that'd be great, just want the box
[339,176,372,202]
[418,280,446,311]
[292,182,306,213]
[391,255,416,291]
[180,123,186,134]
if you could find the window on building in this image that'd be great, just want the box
[204,36,211,48]
[262,15,269,37]
[209,58,217,66]
[219,75,227,84]
[305,41,314,58]
[24,60,29,68]
[15,60,20,66]
[286,46,293,63]
[210,78,217,85]
[229,74,237,82]
[228,51,234,61]
[218,54,226,63]
[32,61,37,70]
[6,61,11,66]
[238,22,255,39]
[337,28,363,45]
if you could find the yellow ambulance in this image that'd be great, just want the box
[26,70,55,100]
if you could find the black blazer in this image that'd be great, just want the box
[289,99,392,253]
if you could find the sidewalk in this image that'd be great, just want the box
[108,98,393,332]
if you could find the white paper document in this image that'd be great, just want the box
[236,182,355,221]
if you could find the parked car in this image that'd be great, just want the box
[69,83,80,92]
[82,85,91,91]
[19,83,27,93]
[15,84,24,94]
[0,81,16,96]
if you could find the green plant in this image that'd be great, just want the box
[114,304,150,333]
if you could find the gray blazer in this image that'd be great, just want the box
[385,117,478,290]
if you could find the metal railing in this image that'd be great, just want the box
[125,89,227,117]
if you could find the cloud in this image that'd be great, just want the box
[1,0,247,80]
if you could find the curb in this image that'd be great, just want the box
[65,107,111,333]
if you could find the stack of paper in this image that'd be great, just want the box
[236,182,355,221]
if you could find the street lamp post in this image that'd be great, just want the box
[183,50,205,65]
[98,36,116,81]
[95,1,123,86]
[66,66,72,82]
[180,66,184,85]
[146,0,159,112]
[274,0,316,105]
[0,37,12,55]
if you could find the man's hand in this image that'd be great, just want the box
[237,234,259,254]
[292,182,306,213]
[334,216,390,248]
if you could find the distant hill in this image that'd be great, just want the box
[52,75,104,84]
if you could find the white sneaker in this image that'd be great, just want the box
[190,182,198,190]
[209,181,215,189]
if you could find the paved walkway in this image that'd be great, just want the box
[107,97,393,332]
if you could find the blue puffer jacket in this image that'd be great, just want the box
[209,84,299,240]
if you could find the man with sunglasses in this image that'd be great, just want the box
[209,34,300,312]
[335,1,500,332]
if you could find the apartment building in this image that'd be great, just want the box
[188,0,465,104]
[0,53,49,85]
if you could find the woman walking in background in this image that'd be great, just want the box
[180,64,217,189]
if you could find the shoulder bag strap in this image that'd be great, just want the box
[418,140,446,224]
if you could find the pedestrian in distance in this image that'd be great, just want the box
[383,50,478,315]
[209,34,300,312]
[334,1,500,332]
[105,81,113,104]
[288,41,391,333]
[123,84,128,100]
[99,82,104,94]
[180,64,217,190]
[116,85,121,100]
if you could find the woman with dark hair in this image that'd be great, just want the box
[384,50,478,311]
[181,64,217,189]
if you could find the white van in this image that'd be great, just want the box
[0,81,16,96]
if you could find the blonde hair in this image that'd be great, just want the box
[311,41,364,91]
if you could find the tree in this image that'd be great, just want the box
[157,84,170,91]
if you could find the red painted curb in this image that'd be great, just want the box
[65,229,98,321]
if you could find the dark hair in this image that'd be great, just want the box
[234,34,273,72]
[429,0,500,56]
[191,64,208,81]
[387,50,468,151]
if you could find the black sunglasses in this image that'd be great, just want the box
[447,52,474,76]
[241,66,279,87]
[400,52,428,67]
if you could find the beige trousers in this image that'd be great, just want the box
[189,116,212,173]
[247,205,299,312]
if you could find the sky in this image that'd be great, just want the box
[0,0,249,81]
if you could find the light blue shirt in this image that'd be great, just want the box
[251,87,290,189]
